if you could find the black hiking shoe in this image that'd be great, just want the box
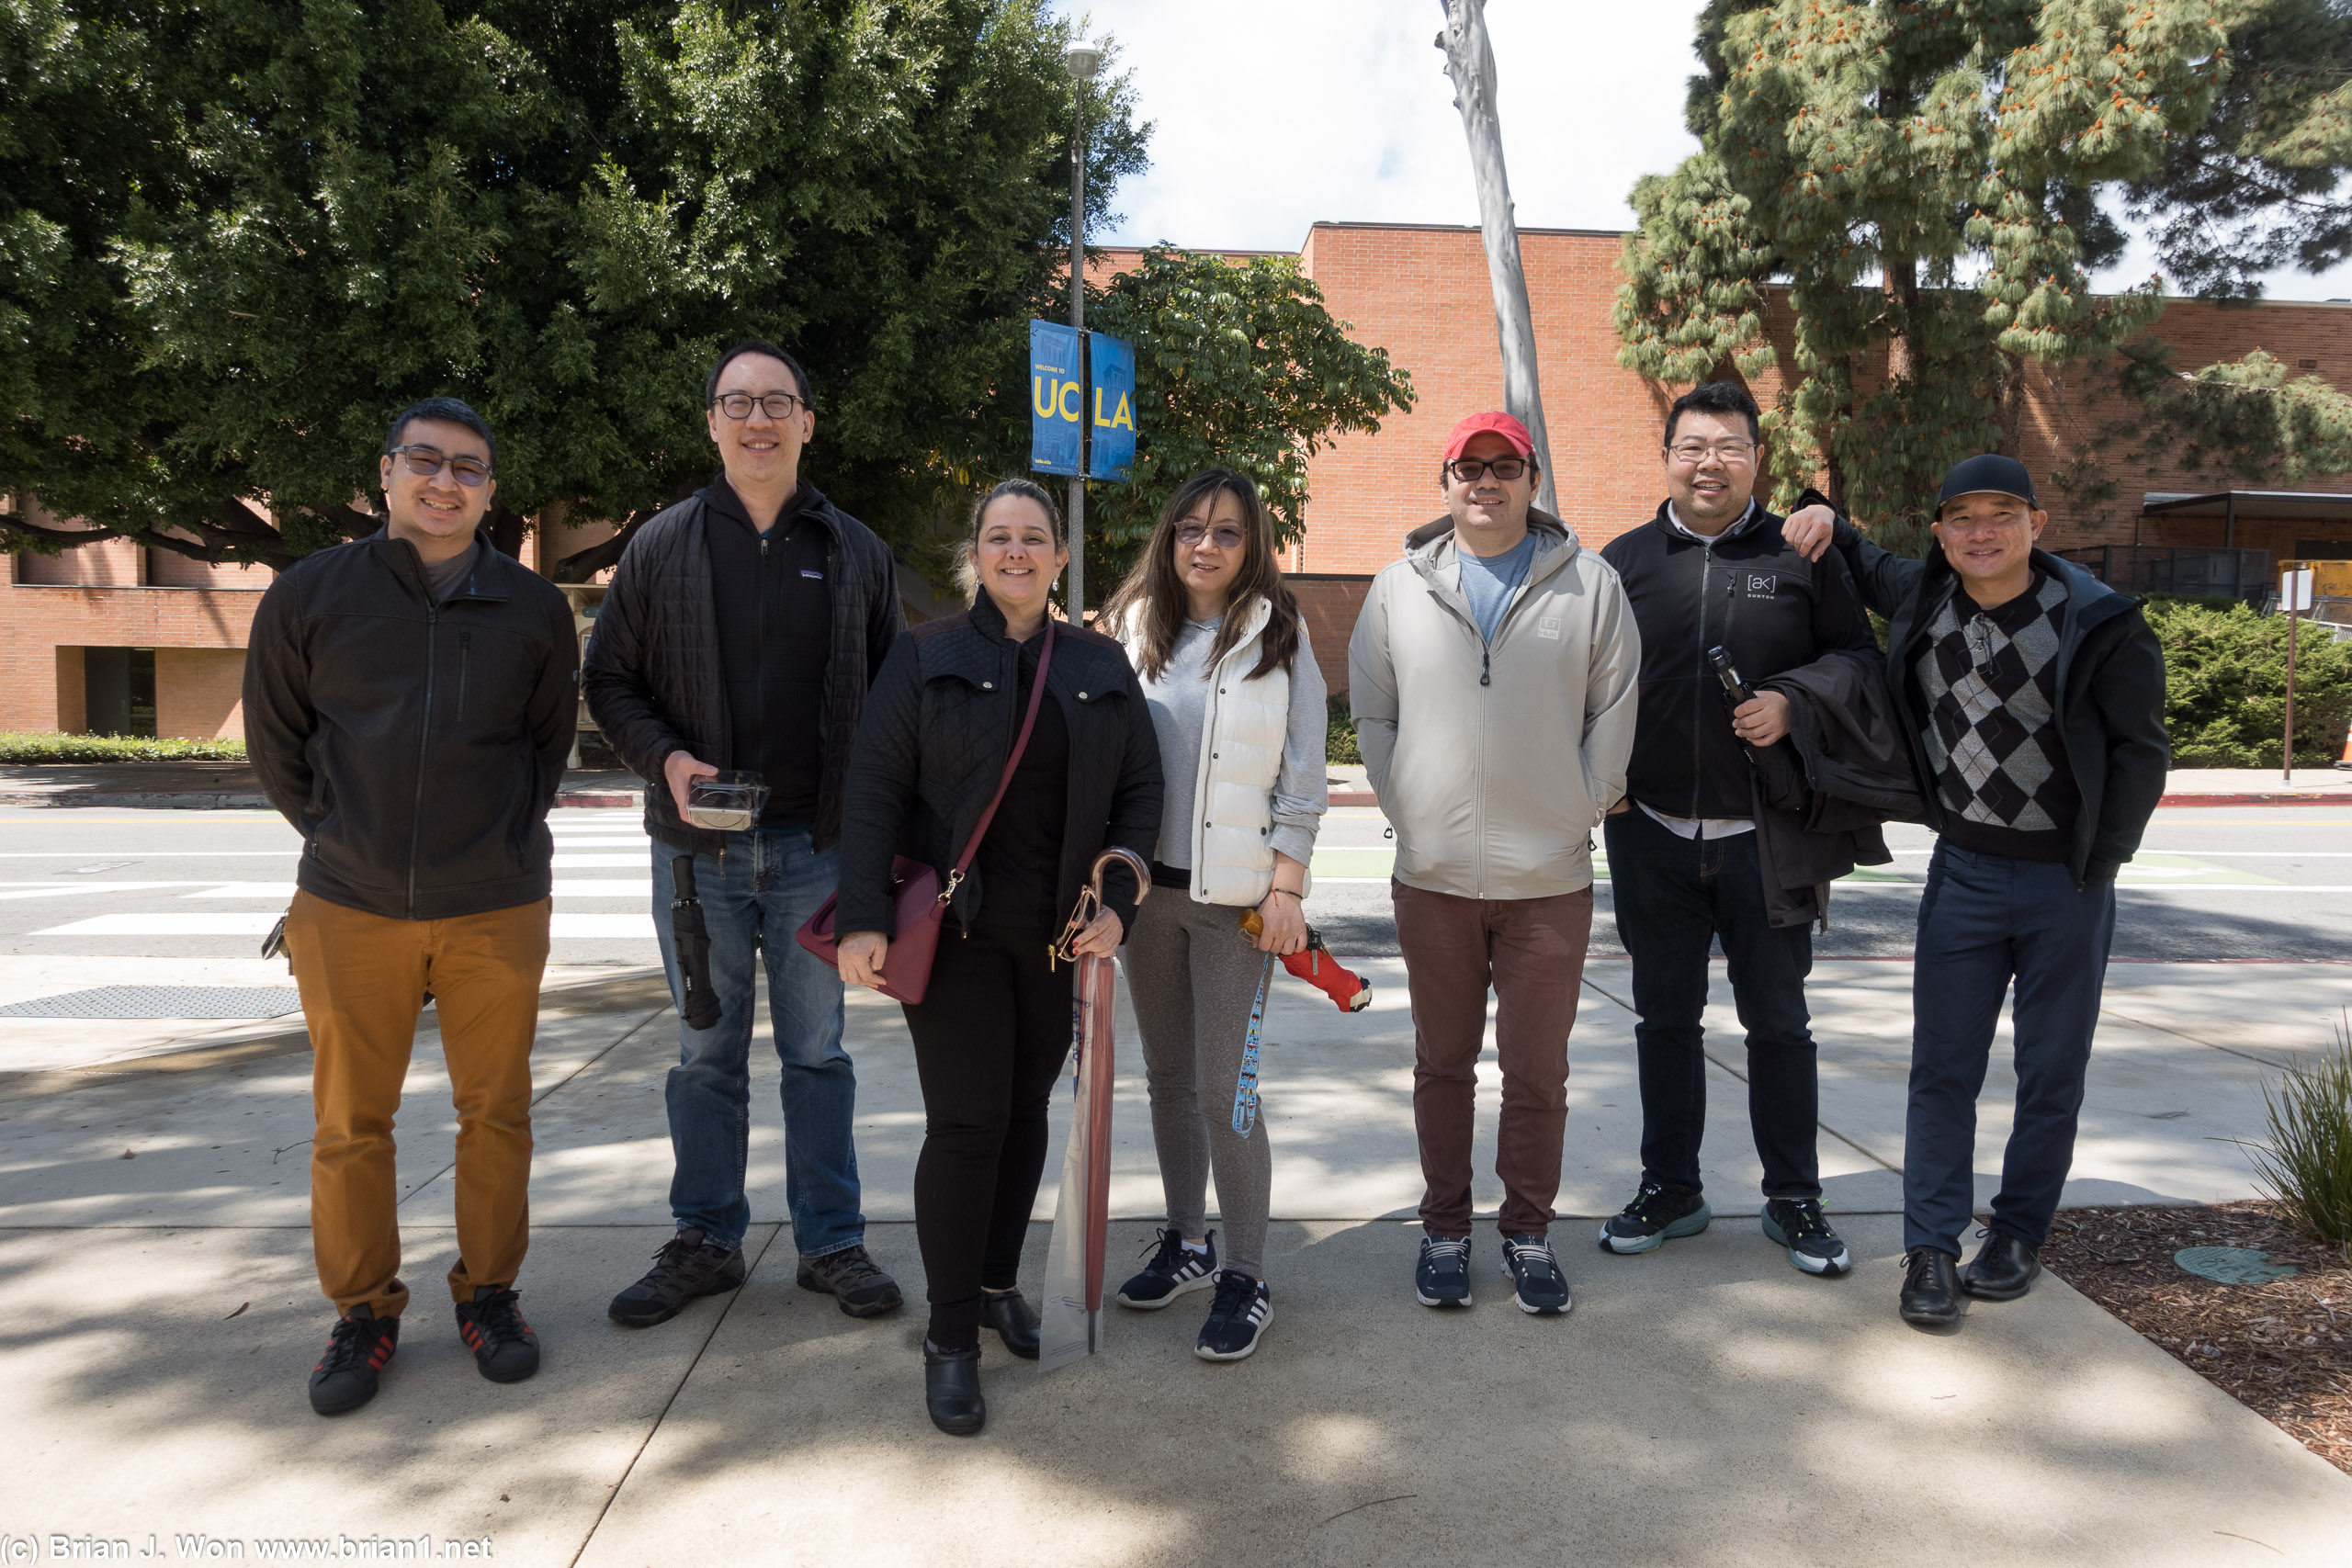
[1116,1226,1217,1309]
[455,1285,540,1382]
[1760,1198,1854,1277]
[607,1227,746,1327]
[308,1304,398,1416]
[796,1244,903,1317]
[1194,1271,1273,1361]
[1414,1234,1473,1308]
[1501,1233,1573,1315]
[1598,1180,1712,1256]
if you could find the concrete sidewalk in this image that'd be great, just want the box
[4,961,2350,1563]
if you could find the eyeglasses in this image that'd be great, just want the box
[389,446,492,487]
[1666,440,1757,466]
[1175,523,1247,549]
[1446,457,1528,483]
[710,390,808,421]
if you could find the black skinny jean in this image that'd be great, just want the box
[1603,807,1821,1201]
[900,922,1074,1350]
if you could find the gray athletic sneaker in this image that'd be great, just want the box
[1598,1180,1713,1255]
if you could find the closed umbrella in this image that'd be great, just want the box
[668,856,720,1032]
[1037,846,1150,1371]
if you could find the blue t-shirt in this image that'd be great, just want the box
[1457,533,1537,644]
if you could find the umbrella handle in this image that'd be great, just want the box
[1052,846,1152,964]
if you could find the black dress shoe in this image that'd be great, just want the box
[922,1340,985,1436]
[1962,1230,2041,1301]
[1898,1247,1962,1327]
[982,1289,1040,1359]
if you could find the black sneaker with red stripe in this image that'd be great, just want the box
[308,1303,399,1416]
[455,1285,540,1383]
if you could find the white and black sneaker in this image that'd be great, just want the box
[1597,1180,1712,1256]
[1761,1198,1853,1277]
[1500,1233,1572,1315]
[1414,1235,1473,1308]
[1194,1271,1272,1361]
[1116,1226,1217,1309]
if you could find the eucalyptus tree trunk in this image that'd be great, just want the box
[1437,0,1556,515]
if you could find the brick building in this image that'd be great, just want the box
[10,219,2352,734]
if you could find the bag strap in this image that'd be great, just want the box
[940,620,1057,901]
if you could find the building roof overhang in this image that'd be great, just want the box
[2143,491,2352,522]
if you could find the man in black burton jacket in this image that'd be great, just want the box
[244,397,578,1416]
[583,340,906,1327]
[1596,381,1878,1279]
[1786,455,2168,1328]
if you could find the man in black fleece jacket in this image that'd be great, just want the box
[1596,381,1877,1280]
[1786,455,2167,1329]
[582,340,905,1330]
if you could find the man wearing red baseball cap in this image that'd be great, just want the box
[1349,409,1641,1318]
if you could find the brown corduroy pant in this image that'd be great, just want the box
[1391,880,1594,1238]
[286,889,549,1318]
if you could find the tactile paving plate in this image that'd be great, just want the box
[0,986,305,1020]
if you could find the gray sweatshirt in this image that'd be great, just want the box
[1139,616,1329,871]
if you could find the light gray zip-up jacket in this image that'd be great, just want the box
[1348,508,1641,899]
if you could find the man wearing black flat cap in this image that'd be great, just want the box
[1784,455,2166,1329]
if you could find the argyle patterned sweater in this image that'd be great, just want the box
[1912,570,2082,862]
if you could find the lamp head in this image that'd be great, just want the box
[1065,38,1102,78]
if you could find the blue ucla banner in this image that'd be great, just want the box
[1029,321,1085,476]
[1087,332,1136,480]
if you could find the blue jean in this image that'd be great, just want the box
[1604,807,1820,1201]
[1904,843,2116,1258]
[651,829,864,1257]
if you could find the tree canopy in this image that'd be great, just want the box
[0,0,1146,574]
[1614,0,2352,549]
[1080,246,1416,592]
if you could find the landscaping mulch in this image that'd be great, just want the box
[2041,1201,2352,1477]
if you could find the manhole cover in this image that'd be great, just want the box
[0,986,304,1020]
[2173,1246,2301,1285]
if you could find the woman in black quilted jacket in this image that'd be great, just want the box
[833,479,1162,1436]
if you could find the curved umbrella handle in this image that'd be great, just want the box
[1052,846,1152,964]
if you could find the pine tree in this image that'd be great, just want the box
[1617,1,2228,545]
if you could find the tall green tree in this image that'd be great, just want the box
[1616,1,2229,546]
[0,0,1145,573]
[1080,246,1416,592]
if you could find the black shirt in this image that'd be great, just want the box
[974,633,1071,929]
[704,479,832,826]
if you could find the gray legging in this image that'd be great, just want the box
[1122,891,1276,1280]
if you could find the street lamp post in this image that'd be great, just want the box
[1064,37,1100,621]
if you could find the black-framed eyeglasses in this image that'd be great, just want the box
[1175,523,1247,549]
[1446,457,1528,483]
[710,390,808,421]
[388,445,492,487]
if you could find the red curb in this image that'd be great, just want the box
[1330,791,1378,807]
[554,791,639,808]
[1333,789,2352,810]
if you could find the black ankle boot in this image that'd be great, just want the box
[1898,1247,1962,1327]
[981,1289,1040,1359]
[1962,1230,2041,1300]
[922,1339,985,1435]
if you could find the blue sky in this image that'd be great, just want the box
[1061,0,2352,302]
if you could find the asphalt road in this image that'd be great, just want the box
[0,802,2347,968]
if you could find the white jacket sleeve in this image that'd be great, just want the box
[1579,568,1641,814]
[1347,572,1399,800]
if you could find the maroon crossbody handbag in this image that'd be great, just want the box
[796,622,1057,1005]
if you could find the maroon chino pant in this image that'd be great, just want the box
[1392,880,1594,1237]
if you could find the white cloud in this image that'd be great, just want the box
[1060,0,2352,302]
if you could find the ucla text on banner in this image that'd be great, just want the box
[1030,321,1085,477]
[1087,332,1136,480]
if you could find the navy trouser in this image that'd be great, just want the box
[1904,843,2117,1258]
[1603,807,1821,1201]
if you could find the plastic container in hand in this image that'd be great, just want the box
[684,770,769,831]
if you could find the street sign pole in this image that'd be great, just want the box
[1066,76,1087,621]
[2284,568,2313,783]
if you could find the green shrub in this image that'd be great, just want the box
[2224,1012,2352,1258]
[1326,693,1362,766]
[2142,597,2352,769]
[0,732,248,763]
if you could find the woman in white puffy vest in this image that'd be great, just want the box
[1099,468,1329,1362]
